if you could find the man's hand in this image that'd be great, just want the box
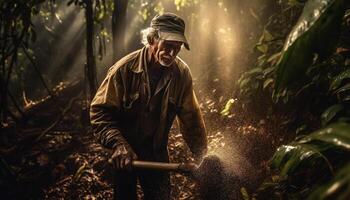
[108,143,138,171]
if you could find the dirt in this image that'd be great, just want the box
[0,81,291,200]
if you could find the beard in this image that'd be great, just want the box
[158,55,174,67]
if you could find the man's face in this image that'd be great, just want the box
[151,39,182,67]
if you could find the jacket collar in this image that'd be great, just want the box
[131,46,175,97]
[130,46,177,76]
[130,46,147,73]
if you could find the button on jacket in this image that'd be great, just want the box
[90,46,207,161]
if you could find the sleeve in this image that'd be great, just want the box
[177,69,208,160]
[89,69,128,149]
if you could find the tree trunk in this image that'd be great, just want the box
[84,0,97,102]
[112,0,128,60]
[0,22,9,124]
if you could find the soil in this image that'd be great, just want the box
[0,80,292,200]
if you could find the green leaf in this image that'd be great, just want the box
[257,44,268,53]
[335,83,350,94]
[307,163,350,200]
[263,66,275,77]
[274,0,346,93]
[299,123,350,151]
[263,30,274,42]
[296,124,307,135]
[267,52,281,65]
[271,143,332,177]
[321,104,344,126]
[245,67,263,76]
[271,123,350,177]
[330,70,350,90]
[238,77,251,89]
[334,82,350,102]
[220,99,236,116]
[263,78,274,90]
[259,29,274,44]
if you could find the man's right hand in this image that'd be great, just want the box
[108,143,138,171]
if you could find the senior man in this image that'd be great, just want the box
[90,12,207,200]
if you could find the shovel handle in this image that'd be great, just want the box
[105,148,197,172]
[132,160,181,171]
[132,160,198,173]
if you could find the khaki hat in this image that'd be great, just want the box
[150,12,190,50]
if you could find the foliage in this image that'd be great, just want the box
[237,1,350,113]
[67,0,112,60]
[236,0,350,198]
[174,0,198,11]
[308,162,350,200]
[0,0,117,124]
[0,0,56,122]
[237,0,302,106]
[258,122,350,199]
[220,98,236,116]
[274,0,346,93]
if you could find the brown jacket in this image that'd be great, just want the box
[90,46,207,161]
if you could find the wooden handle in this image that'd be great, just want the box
[131,160,198,173]
[132,160,181,171]
[105,148,197,173]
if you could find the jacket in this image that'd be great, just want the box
[90,46,207,161]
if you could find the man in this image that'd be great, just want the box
[90,12,207,200]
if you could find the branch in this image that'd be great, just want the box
[7,89,26,119]
[21,44,53,97]
[34,91,82,142]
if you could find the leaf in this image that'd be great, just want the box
[271,123,350,178]
[263,78,274,90]
[257,54,267,67]
[299,122,350,151]
[257,44,268,53]
[238,77,251,89]
[245,67,263,76]
[288,0,305,6]
[330,69,350,90]
[271,143,332,177]
[238,67,264,90]
[263,66,275,77]
[240,187,250,200]
[220,99,236,116]
[259,29,274,44]
[267,52,281,65]
[263,30,274,42]
[335,83,350,95]
[321,104,344,126]
[296,124,307,135]
[274,0,346,92]
[307,163,350,200]
[73,164,87,182]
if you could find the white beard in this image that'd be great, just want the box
[159,57,173,67]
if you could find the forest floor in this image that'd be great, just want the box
[0,80,292,200]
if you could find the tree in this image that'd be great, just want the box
[0,0,53,124]
[84,0,98,102]
[112,0,128,60]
